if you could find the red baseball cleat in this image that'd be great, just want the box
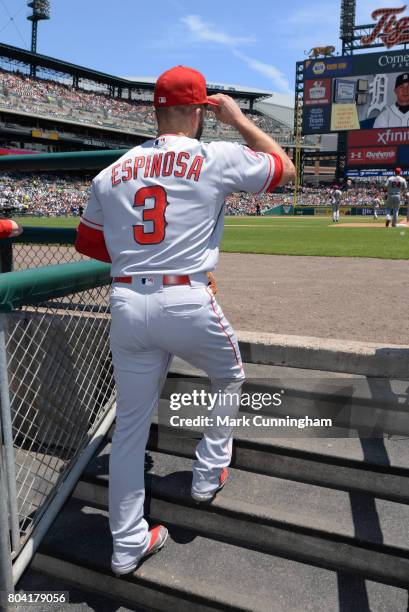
[191,467,229,503]
[112,524,168,577]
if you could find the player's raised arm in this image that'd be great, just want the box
[207,93,295,186]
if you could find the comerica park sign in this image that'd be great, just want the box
[362,6,409,49]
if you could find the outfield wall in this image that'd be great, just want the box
[264,206,408,217]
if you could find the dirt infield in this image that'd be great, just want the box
[334,223,386,228]
[215,253,409,346]
[334,223,409,228]
[12,246,409,346]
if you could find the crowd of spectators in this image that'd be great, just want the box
[0,173,90,216]
[0,68,284,142]
[224,192,292,215]
[0,174,389,218]
[0,68,156,132]
[0,173,283,217]
[297,183,385,207]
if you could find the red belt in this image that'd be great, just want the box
[112,275,191,286]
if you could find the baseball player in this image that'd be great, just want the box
[384,167,407,227]
[374,73,409,128]
[405,190,409,224]
[0,219,22,239]
[331,185,342,222]
[372,196,381,220]
[75,65,295,577]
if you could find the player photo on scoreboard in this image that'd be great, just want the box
[333,71,409,129]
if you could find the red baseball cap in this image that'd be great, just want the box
[154,66,218,108]
[395,167,402,174]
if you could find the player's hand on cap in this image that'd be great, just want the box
[207,94,245,127]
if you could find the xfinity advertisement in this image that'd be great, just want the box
[303,49,409,169]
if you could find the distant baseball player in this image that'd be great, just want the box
[372,196,381,220]
[384,168,407,227]
[75,65,295,577]
[374,73,409,128]
[331,185,342,222]
[396,190,409,226]
[0,219,22,239]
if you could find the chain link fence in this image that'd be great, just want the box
[10,228,86,272]
[0,152,120,595]
[0,256,115,594]
[13,243,87,271]
[5,285,114,549]
[0,228,87,274]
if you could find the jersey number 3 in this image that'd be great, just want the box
[133,186,168,244]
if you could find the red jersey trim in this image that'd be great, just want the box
[0,219,13,239]
[257,154,273,194]
[75,222,111,263]
[266,153,284,192]
[82,215,103,229]
[205,287,242,370]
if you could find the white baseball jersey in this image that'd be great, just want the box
[374,105,409,128]
[332,190,342,207]
[81,136,281,276]
[386,175,407,201]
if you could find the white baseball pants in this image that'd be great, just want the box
[386,197,401,227]
[108,273,245,572]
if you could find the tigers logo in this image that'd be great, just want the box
[361,6,409,49]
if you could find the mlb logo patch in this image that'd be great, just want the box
[159,96,167,104]
[154,136,167,147]
[142,277,155,286]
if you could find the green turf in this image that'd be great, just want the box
[17,215,409,259]
[222,216,409,259]
[19,216,80,228]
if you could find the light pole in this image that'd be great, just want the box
[26,1,50,77]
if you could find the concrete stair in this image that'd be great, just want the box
[15,568,140,611]
[18,355,409,611]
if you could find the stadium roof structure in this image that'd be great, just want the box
[0,43,128,86]
[255,95,294,130]
[0,43,269,102]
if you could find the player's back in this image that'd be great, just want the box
[92,135,224,276]
[332,190,342,204]
[386,175,406,198]
[82,134,280,276]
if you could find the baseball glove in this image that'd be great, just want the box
[207,272,218,295]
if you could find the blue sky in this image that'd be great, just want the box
[0,0,400,94]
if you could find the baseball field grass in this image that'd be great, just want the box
[17,215,409,260]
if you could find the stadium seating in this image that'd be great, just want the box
[0,68,289,143]
[0,171,385,217]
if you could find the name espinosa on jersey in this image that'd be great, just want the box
[111,151,204,187]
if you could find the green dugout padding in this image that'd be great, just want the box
[12,227,77,244]
[0,149,128,172]
[264,205,294,215]
[0,261,111,313]
[264,205,316,216]
[294,207,315,216]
